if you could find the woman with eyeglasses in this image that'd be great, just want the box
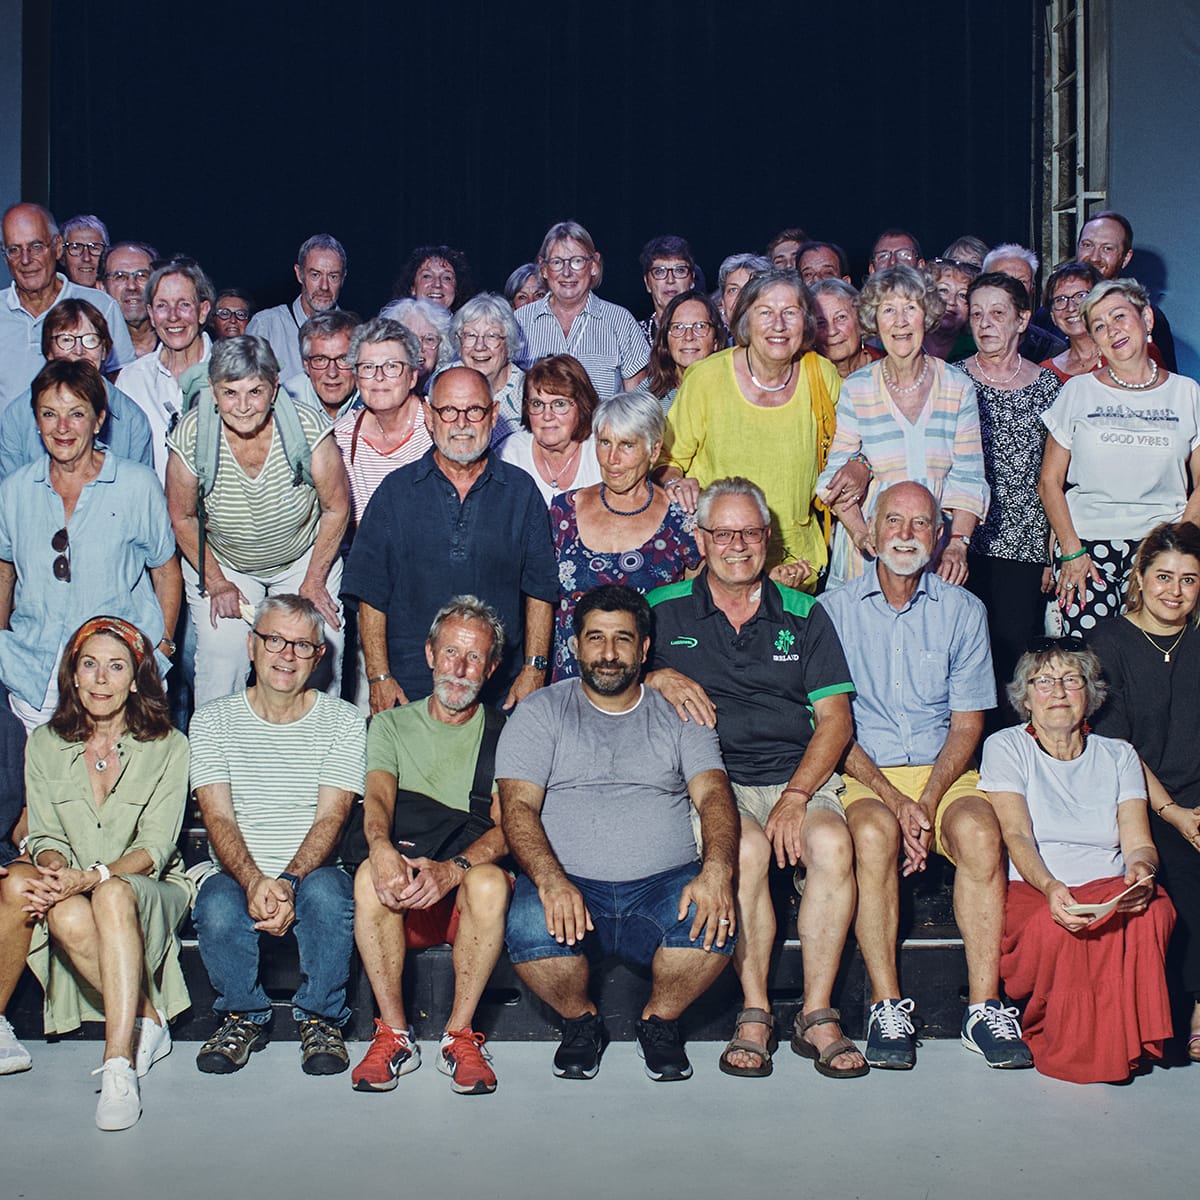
[379,297,453,396]
[0,298,153,480]
[445,293,526,445]
[165,335,350,707]
[1038,279,1200,637]
[18,616,192,1129]
[208,288,255,341]
[500,354,602,504]
[979,637,1174,1083]
[332,317,431,525]
[645,290,726,414]
[549,389,698,679]
[1089,522,1200,1061]
[0,360,179,732]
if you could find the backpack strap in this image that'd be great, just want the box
[178,364,221,593]
[468,706,507,824]
[271,387,315,488]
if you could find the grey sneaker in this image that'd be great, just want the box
[94,1057,140,1131]
[961,1000,1034,1068]
[299,1017,349,1075]
[0,1015,32,1074]
[196,1013,270,1074]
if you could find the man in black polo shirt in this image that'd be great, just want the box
[646,477,866,1080]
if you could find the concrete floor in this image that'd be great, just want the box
[4,1037,1194,1200]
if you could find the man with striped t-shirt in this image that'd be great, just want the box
[190,594,366,1077]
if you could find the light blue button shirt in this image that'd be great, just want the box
[0,453,176,706]
[818,567,995,767]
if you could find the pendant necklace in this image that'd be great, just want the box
[1138,622,1186,663]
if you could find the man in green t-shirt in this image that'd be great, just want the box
[350,596,511,1097]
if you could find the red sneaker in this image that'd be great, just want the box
[438,1028,497,1095]
[351,1019,419,1092]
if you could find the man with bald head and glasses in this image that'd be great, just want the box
[342,365,557,716]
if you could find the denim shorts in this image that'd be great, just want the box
[505,861,736,967]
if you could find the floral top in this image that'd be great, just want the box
[549,489,699,679]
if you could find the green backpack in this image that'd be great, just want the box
[179,362,316,591]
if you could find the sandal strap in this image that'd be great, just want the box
[797,1007,842,1033]
[734,1007,774,1028]
[724,1037,773,1063]
[818,1035,860,1066]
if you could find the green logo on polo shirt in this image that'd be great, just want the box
[774,629,795,654]
[670,636,698,648]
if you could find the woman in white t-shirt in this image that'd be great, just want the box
[1038,278,1200,635]
[980,637,1174,1082]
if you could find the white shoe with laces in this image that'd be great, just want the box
[133,1009,171,1077]
[0,1015,32,1074]
[94,1057,140,1131]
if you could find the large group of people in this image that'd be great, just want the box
[1,201,1198,1132]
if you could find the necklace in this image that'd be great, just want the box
[1136,621,1187,663]
[600,479,654,516]
[1107,361,1159,390]
[534,439,582,488]
[90,737,121,772]
[746,350,794,393]
[373,406,416,450]
[972,353,1022,385]
[882,353,929,395]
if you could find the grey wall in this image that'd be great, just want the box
[0,0,21,213]
[1108,0,1200,376]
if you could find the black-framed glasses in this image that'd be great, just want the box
[698,525,769,545]
[65,240,105,257]
[1028,635,1087,653]
[52,527,70,582]
[305,353,353,372]
[649,264,692,281]
[1051,290,1090,311]
[215,306,251,322]
[428,402,491,423]
[355,360,410,380]
[527,397,575,414]
[667,320,715,338]
[52,332,104,352]
[252,630,320,659]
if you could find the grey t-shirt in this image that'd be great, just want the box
[495,679,726,881]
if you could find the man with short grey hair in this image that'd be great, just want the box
[284,310,362,423]
[60,213,109,289]
[248,233,348,380]
[101,241,160,357]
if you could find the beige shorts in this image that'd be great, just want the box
[691,773,846,848]
[840,765,984,863]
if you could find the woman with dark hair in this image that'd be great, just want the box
[1090,522,1200,1059]
[645,290,725,414]
[394,245,474,313]
[21,616,192,1128]
[0,359,180,732]
[981,638,1173,1083]
[500,354,602,503]
[1039,261,1103,383]
[657,269,840,588]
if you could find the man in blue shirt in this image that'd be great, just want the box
[820,481,1032,1072]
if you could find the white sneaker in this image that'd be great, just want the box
[133,1009,171,1077]
[0,1015,32,1074]
[93,1057,141,1131]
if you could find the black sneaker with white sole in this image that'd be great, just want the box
[553,1011,608,1079]
[636,1015,693,1081]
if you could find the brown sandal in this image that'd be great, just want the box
[791,1007,869,1079]
[718,1007,777,1077]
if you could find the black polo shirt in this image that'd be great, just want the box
[647,570,854,786]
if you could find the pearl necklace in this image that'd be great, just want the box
[746,350,794,393]
[534,439,582,489]
[1136,621,1187,663]
[1108,361,1160,390]
[882,353,929,395]
[972,353,1022,386]
[600,479,654,516]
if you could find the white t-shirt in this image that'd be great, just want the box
[499,430,602,505]
[1041,371,1200,539]
[979,725,1146,885]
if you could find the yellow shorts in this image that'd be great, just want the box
[840,765,984,864]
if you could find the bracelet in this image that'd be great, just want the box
[848,450,874,480]
[782,787,812,800]
[1153,801,1178,817]
[367,673,393,684]
[1059,547,1089,563]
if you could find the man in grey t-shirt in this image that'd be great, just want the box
[497,585,738,1083]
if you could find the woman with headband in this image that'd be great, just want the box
[18,616,191,1130]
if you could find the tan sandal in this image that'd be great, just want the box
[791,1007,869,1079]
[718,1007,777,1078]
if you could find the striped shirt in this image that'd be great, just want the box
[333,405,433,523]
[190,690,366,878]
[166,402,333,574]
[515,293,649,399]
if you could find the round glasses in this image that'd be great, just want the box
[52,332,103,352]
[252,630,320,659]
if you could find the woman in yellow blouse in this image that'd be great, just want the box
[22,616,192,1131]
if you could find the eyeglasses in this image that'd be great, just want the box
[929,257,981,277]
[649,264,692,281]
[428,403,491,423]
[106,269,151,285]
[52,332,104,352]
[1028,635,1087,653]
[667,320,715,338]
[872,248,918,266]
[354,360,410,379]
[3,240,52,260]
[52,527,70,582]
[252,630,320,659]
[215,306,251,322]
[543,255,592,274]
[457,330,505,348]
[418,333,441,348]
[65,240,105,257]
[698,525,769,545]
[527,397,575,414]
[1029,673,1086,693]
[1051,290,1090,311]
[305,353,353,372]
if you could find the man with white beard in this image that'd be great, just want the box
[819,482,1031,1073]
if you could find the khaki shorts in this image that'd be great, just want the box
[840,765,983,863]
[691,774,846,849]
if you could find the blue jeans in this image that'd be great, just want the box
[193,866,354,1025]
[505,862,736,967]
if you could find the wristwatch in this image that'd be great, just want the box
[523,655,548,671]
[450,855,472,873]
[278,872,301,890]
[950,533,971,548]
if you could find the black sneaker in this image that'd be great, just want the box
[865,998,917,1070]
[299,1017,350,1075]
[196,1013,270,1074]
[636,1015,693,1082]
[553,1012,607,1079]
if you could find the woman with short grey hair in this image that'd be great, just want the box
[548,388,698,679]
[379,297,453,395]
[447,293,525,444]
